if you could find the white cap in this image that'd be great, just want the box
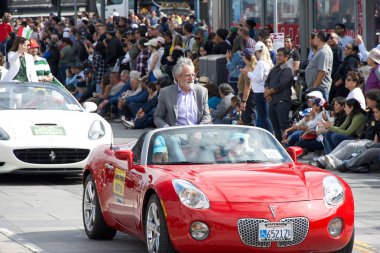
[306,90,324,100]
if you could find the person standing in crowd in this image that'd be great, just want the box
[263,36,277,65]
[211,28,231,55]
[239,27,256,50]
[104,30,124,70]
[305,31,333,100]
[241,42,273,132]
[328,32,344,103]
[154,56,211,128]
[239,48,256,125]
[332,42,360,99]
[364,48,380,93]
[226,36,245,94]
[284,35,300,74]
[0,13,13,56]
[43,35,60,80]
[2,37,38,82]
[58,37,75,84]
[183,23,195,53]
[0,53,8,80]
[307,32,318,61]
[136,38,150,78]
[335,23,354,48]
[144,38,162,82]
[264,47,294,141]
[27,39,53,82]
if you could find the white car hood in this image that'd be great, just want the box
[0,110,104,139]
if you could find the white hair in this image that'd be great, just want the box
[172,56,194,82]
[129,70,141,80]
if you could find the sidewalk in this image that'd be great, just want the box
[0,231,33,253]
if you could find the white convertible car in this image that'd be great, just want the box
[0,82,112,174]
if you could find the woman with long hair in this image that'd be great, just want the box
[239,48,257,125]
[322,98,367,154]
[2,37,38,82]
[241,42,274,132]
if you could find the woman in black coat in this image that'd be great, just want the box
[333,42,360,98]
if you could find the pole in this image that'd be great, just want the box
[74,0,78,25]
[101,0,106,22]
[57,0,61,17]
[194,0,199,21]
[274,0,278,33]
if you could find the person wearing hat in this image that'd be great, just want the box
[144,38,163,82]
[151,135,169,164]
[364,48,380,93]
[305,31,333,101]
[241,41,274,132]
[27,39,53,82]
[2,37,38,82]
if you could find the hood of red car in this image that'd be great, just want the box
[160,163,323,203]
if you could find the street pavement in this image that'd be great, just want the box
[0,122,379,253]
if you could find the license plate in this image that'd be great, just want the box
[31,126,66,136]
[258,222,293,242]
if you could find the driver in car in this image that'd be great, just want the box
[152,136,169,164]
[226,133,255,162]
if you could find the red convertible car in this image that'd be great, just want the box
[82,125,354,253]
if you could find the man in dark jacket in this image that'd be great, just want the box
[105,31,124,69]
[211,28,231,55]
[264,47,294,141]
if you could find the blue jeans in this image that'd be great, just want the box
[254,92,273,133]
[241,92,255,126]
[323,132,354,154]
[287,130,303,147]
[296,139,324,151]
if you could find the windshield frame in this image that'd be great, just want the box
[140,125,293,166]
[0,82,83,111]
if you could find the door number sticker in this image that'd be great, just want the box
[113,168,126,204]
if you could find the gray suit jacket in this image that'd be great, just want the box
[154,84,212,128]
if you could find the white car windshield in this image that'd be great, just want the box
[147,126,292,165]
[0,82,82,111]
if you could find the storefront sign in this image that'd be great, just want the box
[271,33,284,51]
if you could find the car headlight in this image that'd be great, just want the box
[88,120,105,140]
[323,176,344,206]
[0,127,10,140]
[172,179,210,209]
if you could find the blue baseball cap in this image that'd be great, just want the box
[153,136,167,154]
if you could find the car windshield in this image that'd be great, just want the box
[0,82,82,111]
[147,126,292,165]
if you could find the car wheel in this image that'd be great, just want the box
[83,174,117,239]
[145,194,176,253]
[335,229,354,253]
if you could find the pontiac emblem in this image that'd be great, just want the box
[49,151,56,162]
[269,205,277,220]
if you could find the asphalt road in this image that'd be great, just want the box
[0,122,379,253]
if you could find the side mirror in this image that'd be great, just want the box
[115,150,134,169]
[287,146,303,162]
[83,101,97,112]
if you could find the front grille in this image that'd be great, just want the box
[13,148,90,164]
[237,217,309,248]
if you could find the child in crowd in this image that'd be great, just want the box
[223,95,242,124]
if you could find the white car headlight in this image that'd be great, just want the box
[172,179,210,209]
[323,176,344,206]
[0,127,10,140]
[88,120,105,140]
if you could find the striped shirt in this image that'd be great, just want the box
[34,56,52,82]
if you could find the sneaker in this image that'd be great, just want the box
[122,118,135,128]
[309,160,325,169]
[336,164,348,172]
[325,155,342,170]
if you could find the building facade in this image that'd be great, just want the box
[209,0,380,61]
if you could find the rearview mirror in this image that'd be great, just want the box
[115,150,134,169]
[82,101,97,112]
[287,146,303,163]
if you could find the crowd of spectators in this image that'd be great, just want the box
[0,10,380,172]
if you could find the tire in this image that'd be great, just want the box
[82,174,117,239]
[145,194,176,253]
[335,229,354,253]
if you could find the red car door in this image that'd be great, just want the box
[103,155,137,232]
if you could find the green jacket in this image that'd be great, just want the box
[329,113,366,137]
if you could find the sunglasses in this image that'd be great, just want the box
[195,37,201,40]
